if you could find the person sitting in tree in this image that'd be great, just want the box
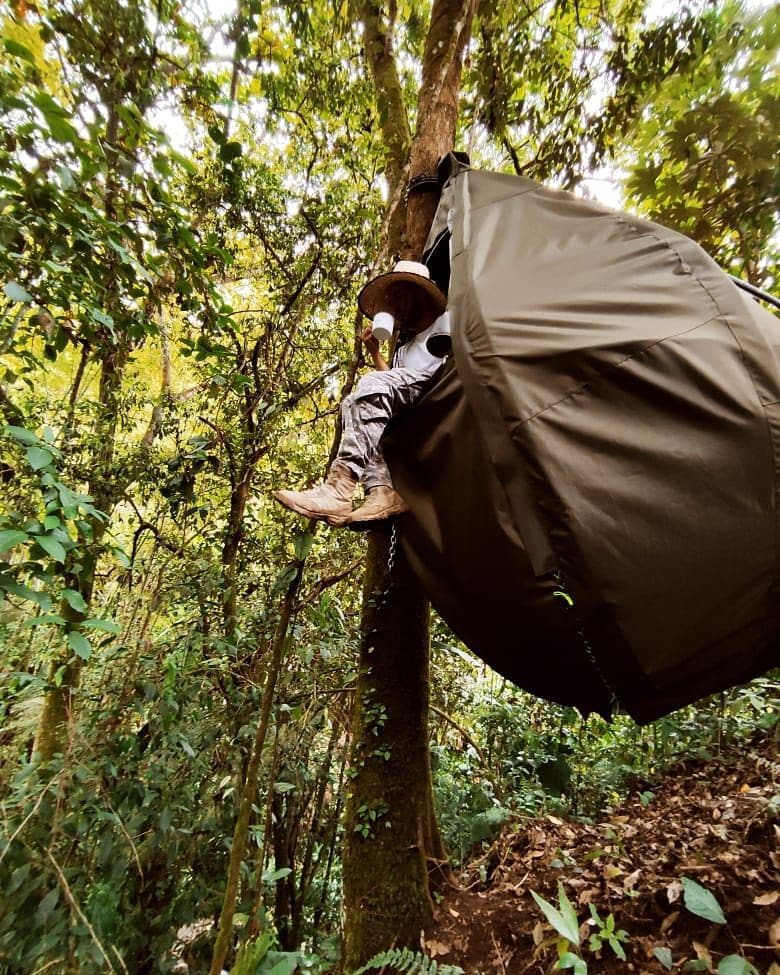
[274,260,450,529]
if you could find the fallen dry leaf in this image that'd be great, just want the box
[754,891,779,906]
[693,941,713,968]
[661,911,680,934]
[667,881,683,904]
[425,940,450,959]
[424,736,777,975]
[578,887,600,905]
[624,868,641,890]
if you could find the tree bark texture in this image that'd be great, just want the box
[361,1,413,259]
[406,0,474,258]
[343,2,473,966]
[342,523,434,967]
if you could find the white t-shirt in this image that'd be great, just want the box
[394,311,450,374]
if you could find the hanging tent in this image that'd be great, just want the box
[383,166,780,723]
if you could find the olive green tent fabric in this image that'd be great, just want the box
[383,169,780,723]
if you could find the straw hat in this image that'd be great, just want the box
[358,260,447,335]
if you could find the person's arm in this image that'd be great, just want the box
[362,324,390,371]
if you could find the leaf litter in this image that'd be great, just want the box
[426,734,779,974]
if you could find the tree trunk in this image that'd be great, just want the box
[221,465,252,638]
[342,3,473,966]
[342,525,435,966]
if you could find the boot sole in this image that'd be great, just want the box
[346,507,409,531]
[273,492,351,523]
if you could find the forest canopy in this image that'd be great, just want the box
[0,0,777,973]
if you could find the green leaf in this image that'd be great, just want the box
[89,308,115,330]
[26,445,54,470]
[608,937,627,961]
[3,39,37,64]
[261,951,300,975]
[682,877,727,924]
[557,883,581,945]
[0,529,29,553]
[58,166,76,191]
[62,588,88,613]
[292,530,314,560]
[718,956,751,975]
[37,886,60,920]
[532,886,580,945]
[653,947,673,970]
[26,613,67,627]
[36,534,67,563]
[46,114,79,144]
[180,738,196,758]
[4,424,40,445]
[4,281,33,303]
[68,631,91,660]
[170,150,198,175]
[261,867,292,883]
[82,618,121,634]
[6,862,30,895]
[0,576,53,610]
[555,953,587,975]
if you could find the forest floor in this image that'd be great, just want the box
[425,734,779,975]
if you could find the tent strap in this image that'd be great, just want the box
[729,275,780,311]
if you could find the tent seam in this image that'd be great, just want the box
[512,315,723,426]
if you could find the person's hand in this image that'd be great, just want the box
[361,324,390,370]
[362,324,381,356]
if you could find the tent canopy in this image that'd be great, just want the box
[384,169,780,723]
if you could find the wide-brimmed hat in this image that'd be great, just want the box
[358,260,447,335]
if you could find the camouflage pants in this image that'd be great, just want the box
[336,368,435,490]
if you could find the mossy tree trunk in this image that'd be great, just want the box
[342,1,473,967]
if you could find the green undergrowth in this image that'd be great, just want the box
[430,647,779,866]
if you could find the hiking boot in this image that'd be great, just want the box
[273,464,358,523]
[342,486,408,530]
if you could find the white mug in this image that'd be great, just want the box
[372,311,394,342]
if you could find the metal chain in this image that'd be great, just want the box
[365,519,400,654]
[386,519,399,579]
[553,569,619,711]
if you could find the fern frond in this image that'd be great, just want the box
[350,946,465,975]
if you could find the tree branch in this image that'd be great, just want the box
[360,0,413,258]
[296,559,363,609]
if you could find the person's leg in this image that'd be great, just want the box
[362,450,392,491]
[272,373,388,522]
[339,444,408,529]
[274,369,429,525]
[272,461,357,522]
[334,368,435,527]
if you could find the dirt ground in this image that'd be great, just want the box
[425,734,780,974]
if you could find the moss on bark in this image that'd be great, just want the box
[342,525,436,968]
